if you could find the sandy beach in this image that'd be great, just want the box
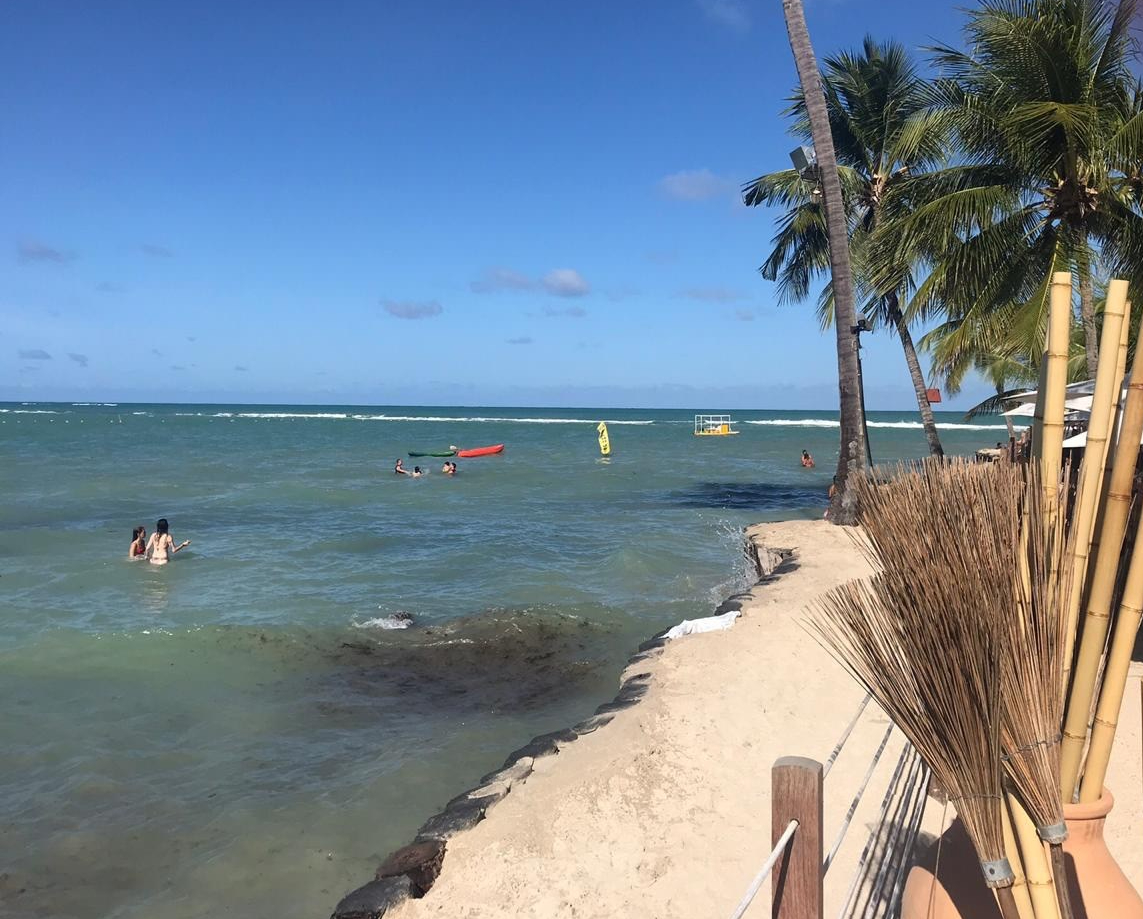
[362,519,1142,918]
[349,521,1143,914]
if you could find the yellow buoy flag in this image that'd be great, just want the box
[597,421,611,456]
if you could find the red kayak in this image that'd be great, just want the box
[456,444,504,458]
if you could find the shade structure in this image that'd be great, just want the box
[1062,427,1143,449]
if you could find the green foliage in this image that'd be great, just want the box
[872,0,1143,373]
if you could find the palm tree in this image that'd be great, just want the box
[778,0,867,524]
[882,0,1143,379]
[744,37,947,458]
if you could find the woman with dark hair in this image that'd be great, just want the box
[146,518,190,565]
[129,525,147,559]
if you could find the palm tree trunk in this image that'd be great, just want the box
[780,0,867,525]
[1079,250,1098,377]
[887,292,944,458]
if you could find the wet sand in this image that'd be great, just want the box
[379,519,1143,918]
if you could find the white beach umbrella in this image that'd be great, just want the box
[1062,427,1143,448]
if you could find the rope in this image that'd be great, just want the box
[823,693,872,779]
[835,741,917,919]
[860,752,928,918]
[728,819,799,919]
[823,722,893,874]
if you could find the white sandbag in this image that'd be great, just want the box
[665,609,740,640]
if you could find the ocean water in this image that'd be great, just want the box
[0,403,1018,919]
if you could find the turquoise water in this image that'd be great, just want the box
[0,403,1017,919]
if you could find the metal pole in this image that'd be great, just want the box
[854,328,873,468]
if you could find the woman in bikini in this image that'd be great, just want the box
[129,525,147,559]
[146,518,190,565]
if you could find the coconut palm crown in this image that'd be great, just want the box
[744,36,949,457]
[877,0,1143,379]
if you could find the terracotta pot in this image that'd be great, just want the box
[900,789,1143,919]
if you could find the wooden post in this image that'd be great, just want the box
[772,757,823,919]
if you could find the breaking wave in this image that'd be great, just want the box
[171,411,654,424]
[743,418,1021,431]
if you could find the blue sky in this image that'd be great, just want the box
[1,0,995,410]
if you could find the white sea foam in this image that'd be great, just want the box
[743,418,1023,431]
[172,411,653,424]
[354,615,413,630]
[0,409,60,415]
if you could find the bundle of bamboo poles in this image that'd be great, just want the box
[808,271,1143,919]
[1045,275,1143,805]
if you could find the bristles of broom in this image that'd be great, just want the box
[809,461,1022,917]
[1002,461,1075,919]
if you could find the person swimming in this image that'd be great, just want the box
[129,525,147,559]
[411,466,423,478]
[146,517,190,565]
[442,461,457,475]
[801,450,815,468]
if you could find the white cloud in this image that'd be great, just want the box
[543,305,588,317]
[682,287,748,303]
[472,266,591,298]
[542,268,590,298]
[470,267,535,293]
[18,241,76,264]
[18,348,51,360]
[68,352,89,366]
[507,336,533,345]
[734,309,755,322]
[660,168,733,202]
[697,0,750,32]
[382,299,443,319]
[141,243,173,258]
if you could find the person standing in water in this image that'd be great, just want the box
[146,518,190,565]
[801,450,815,468]
[129,525,147,559]
[394,458,410,475]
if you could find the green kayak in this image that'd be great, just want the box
[408,450,456,457]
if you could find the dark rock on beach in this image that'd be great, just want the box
[416,797,490,841]
[331,875,411,919]
[375,839,445,896]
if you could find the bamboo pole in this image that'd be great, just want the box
[1003,796,1038,919]
[1035,275,1074,509]
[1074,370,1143,800]
[1079,479,1143,801]
[1087,302,1134,581]
[1060,283,1142,798]
[1060,280,1130,693]
[1010,795,1060,919]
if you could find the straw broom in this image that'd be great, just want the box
[810,461,1026,919]
[1060,279,1128,685]
[1060,300,1143,799]
[1001,461,1074,919]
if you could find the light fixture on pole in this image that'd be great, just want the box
[789,146,822,199]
